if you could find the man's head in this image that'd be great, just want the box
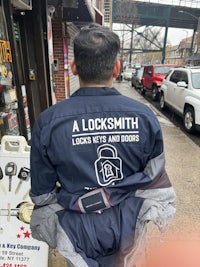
[72,23,120,85]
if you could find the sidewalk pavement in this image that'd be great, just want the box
[48,81,200,267]
[115,81,200,243]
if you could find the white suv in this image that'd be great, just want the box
[160,66,200,133]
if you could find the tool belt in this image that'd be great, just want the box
[76,188,112,213]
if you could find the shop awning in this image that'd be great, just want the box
[62,0,95,25]
[47,0,103,27]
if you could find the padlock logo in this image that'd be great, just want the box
[94,144,123,186]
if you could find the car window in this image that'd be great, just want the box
[165,69,173,79]
[144,67,150,76]
[191,72,200,89]
[125,69,135,73]
[155,66,173,74]
[170,70,182,84]
[170,70,188,84]
[136,67,144,78]
[180,71,188,84]
[144,67,149,75]
[144,66,150,75]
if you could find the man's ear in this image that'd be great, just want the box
[113,59,121,78]
[70,59,78,75]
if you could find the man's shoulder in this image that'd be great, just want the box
[37,99,70,124]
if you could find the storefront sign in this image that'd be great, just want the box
[0,136,48,267]
[0,40,12,63]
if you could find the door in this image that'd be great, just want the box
[168,70,188,113]
[146,66,153,89]
[12,19,31,141]
[172,71,188,113]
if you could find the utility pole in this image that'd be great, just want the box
[129,23,134,65]
[109,0,113,30]
[121,27,124,62]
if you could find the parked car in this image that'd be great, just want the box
[160,66,200,133]
[116,70,123,82]
[141,64,177,100]
[131,67,144,89]
[123,68,135,81]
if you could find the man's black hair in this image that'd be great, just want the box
[73,23,120,83]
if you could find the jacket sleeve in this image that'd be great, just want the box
[136,124,176,232]
[30,119,58,205]
[137,123,176,206]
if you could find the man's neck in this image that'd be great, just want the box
[79,79,113,88]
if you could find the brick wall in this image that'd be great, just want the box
[52,19,66,102]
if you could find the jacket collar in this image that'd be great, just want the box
[71,87,121,97]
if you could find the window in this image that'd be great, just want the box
[170,70,181,84]
[191,72,200,89]
[170,70,188,84]
[154,66,173,75]
[180,71,188,84]
[145,66,152,76]
[0,4,20,140]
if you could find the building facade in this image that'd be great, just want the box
[0,0,103,142]
[0,0,51,142]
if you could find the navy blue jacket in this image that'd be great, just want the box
[30,87,176,267]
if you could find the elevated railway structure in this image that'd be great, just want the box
[112,0,200,63]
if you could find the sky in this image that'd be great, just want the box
[167,28,194,45]
[112,23,194,47]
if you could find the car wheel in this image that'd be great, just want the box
[160,93,165,110]
[183,107,196,133]
[152,85,158,101]
[140,86,145,95]
[136,82,140,90]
